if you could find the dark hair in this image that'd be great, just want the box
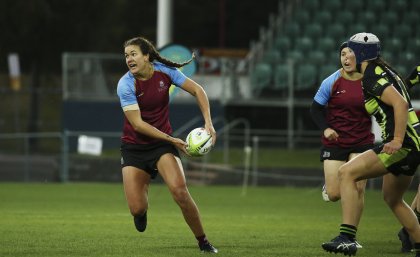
[123,37,194,68]
[374,57,409,94]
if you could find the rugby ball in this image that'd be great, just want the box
[186,128,213,157]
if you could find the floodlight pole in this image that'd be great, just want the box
[157,0,173,48]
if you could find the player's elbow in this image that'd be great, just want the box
[132,121,146,134]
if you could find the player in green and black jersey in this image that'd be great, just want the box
[322,32,420,257]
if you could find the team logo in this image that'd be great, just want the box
[158,80,168,92]
[322,151,331,158]
[401,165,410,171]
[121,157,124,165]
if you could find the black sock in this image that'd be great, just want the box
[340,224,357,240]
[133,211,147,232]
[196,234,208,246]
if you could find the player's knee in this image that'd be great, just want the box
[338,164,355,182]
[170,186,190,206]
[382,192,400,208]
[328,192,341,202]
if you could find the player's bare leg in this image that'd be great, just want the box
[157,154,217,253]
[122,166,150,232]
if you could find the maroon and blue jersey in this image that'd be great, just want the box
[314,69,374,148]
[117,62,187,144]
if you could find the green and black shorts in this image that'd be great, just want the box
[373,144,420,176]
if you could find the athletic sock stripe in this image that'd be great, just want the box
[340,228,356,235]
[340,224,357,236]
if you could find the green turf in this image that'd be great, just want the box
[0,183,416,257]
[206,148,320,168]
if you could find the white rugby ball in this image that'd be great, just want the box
[186,128,213,157]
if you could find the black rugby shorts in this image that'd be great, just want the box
[120,141,180,179]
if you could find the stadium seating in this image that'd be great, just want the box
[251,63,272,94]
[301,0,320,11]
[398,52,416,70]
[321,0,341,12]
[394,64,408,78]
[284,22,301,39]
[294,10,311,24]
[335,10,354,25]
[380,51,394,63]
[393,24,412,40]
[286,50,304,63]
[348,23,368,37]
[325,23,346,43]
[327,51,341,62]
[308,50,326,65]
[274,37,291,52]
[366,0,386,12]
[262,49,281,66]
[358,11,376,25]
[318,64,338,83]
[317,37,335,53]
[295,37,313,55]
[411,0,420,10]
[273,64,290,90]
[250,0,416,97]
[304,23,323,41]
[407,39,420,56]
[343,0,363,12]
[380,11,399,26]
[402,11,420,28]
[296,64,317,90]
[371,24,390,40]
[389,0,408,13]
[385,38,404,55]
[313,11,332,27]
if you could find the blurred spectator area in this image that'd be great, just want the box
[248,0,420,99]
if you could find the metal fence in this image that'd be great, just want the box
[2,128,416,191]
[0,118,325,188]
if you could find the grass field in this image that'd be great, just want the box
[0,183,416,257]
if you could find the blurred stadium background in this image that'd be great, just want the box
[0,0,419,189]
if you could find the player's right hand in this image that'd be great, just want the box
[381,140,402,155]
[171,137,190,155]
[324,128,339,141]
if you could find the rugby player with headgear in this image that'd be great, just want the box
[321,32,420,257]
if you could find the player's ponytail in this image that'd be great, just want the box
[153,51,195,68]
[374,58,410,97]
[124,37,195,68]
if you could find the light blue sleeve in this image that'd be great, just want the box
[117,72,137,108]
[154,62,187,87]
[313,70,341,105]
